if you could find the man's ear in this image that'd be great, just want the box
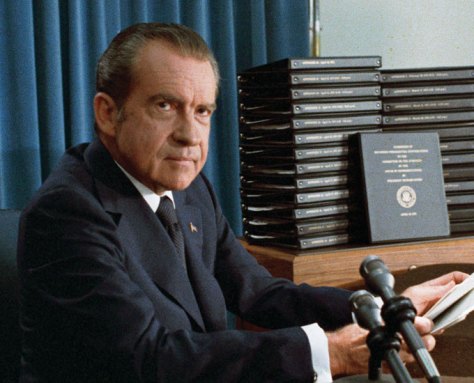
[94,92,119,137]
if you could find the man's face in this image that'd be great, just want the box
[102,40,217,195]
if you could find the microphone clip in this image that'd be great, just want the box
[381,296,417,334]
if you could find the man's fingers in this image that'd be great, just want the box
[414,316,434,335]
[417,271,469,287]
[399,334,436,364]
[423,334,436,352]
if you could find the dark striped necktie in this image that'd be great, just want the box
[156,196,186,270]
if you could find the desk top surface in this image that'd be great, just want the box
[242,236,474,288]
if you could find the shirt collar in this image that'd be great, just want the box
[115,162,175,212]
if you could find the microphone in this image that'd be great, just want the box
[360,255,396,300]
[359,255,441,383]
[350,290,414,382]
[350,290,383,331]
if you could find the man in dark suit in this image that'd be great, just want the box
[17,23,466,382]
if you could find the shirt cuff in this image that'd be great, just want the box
[301,323,333,383]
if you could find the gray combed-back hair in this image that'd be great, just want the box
[96,22,220,111]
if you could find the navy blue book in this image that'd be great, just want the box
[356,132,450,243]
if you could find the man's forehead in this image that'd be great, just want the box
[138,41,214,72]
[132,41,217,89]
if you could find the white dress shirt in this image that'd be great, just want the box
[115,162,174,212]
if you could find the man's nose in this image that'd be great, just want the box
[173,112,200,145]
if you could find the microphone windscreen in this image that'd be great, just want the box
[359,255,395,298]
[350,290,382,330]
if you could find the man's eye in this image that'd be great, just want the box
[197,107,211,117]
[157,102,172,111]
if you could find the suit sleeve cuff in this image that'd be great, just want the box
[301,323,333,382]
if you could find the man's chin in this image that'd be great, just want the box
[157,178,195,193]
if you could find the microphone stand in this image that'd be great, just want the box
[360,255,442,383]
[348,290,416,383]
[381,295,441,383]
[366,324,414,382]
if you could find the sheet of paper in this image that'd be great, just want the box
[430,289,474,333]
[424,272,474,332]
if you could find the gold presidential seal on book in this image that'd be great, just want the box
[396,185,417,208]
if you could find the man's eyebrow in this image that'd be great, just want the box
[147,93,181,104]
[148,93,217,111]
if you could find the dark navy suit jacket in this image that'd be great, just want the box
[17,139,352,382]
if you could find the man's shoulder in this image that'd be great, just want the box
[181,172,218,207]
[23,142,99,213]
[40,143,92,190]
[187,172,211,193]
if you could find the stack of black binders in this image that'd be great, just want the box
[238,56,383,249]
[381,67,474,234]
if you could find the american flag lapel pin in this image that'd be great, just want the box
[189,222,198,233]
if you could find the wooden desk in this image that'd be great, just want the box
[241,236,474,289]
[241,236,474,379]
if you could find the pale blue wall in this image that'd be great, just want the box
[319,0,474,69]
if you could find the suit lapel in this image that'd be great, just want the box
[175,191,227,331]
[84,140,205,331]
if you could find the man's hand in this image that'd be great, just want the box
[398,316,436,363]
[327,318,436,377]
[328,271,468,377]
[401,271,469,315]
[327,324,368,377]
